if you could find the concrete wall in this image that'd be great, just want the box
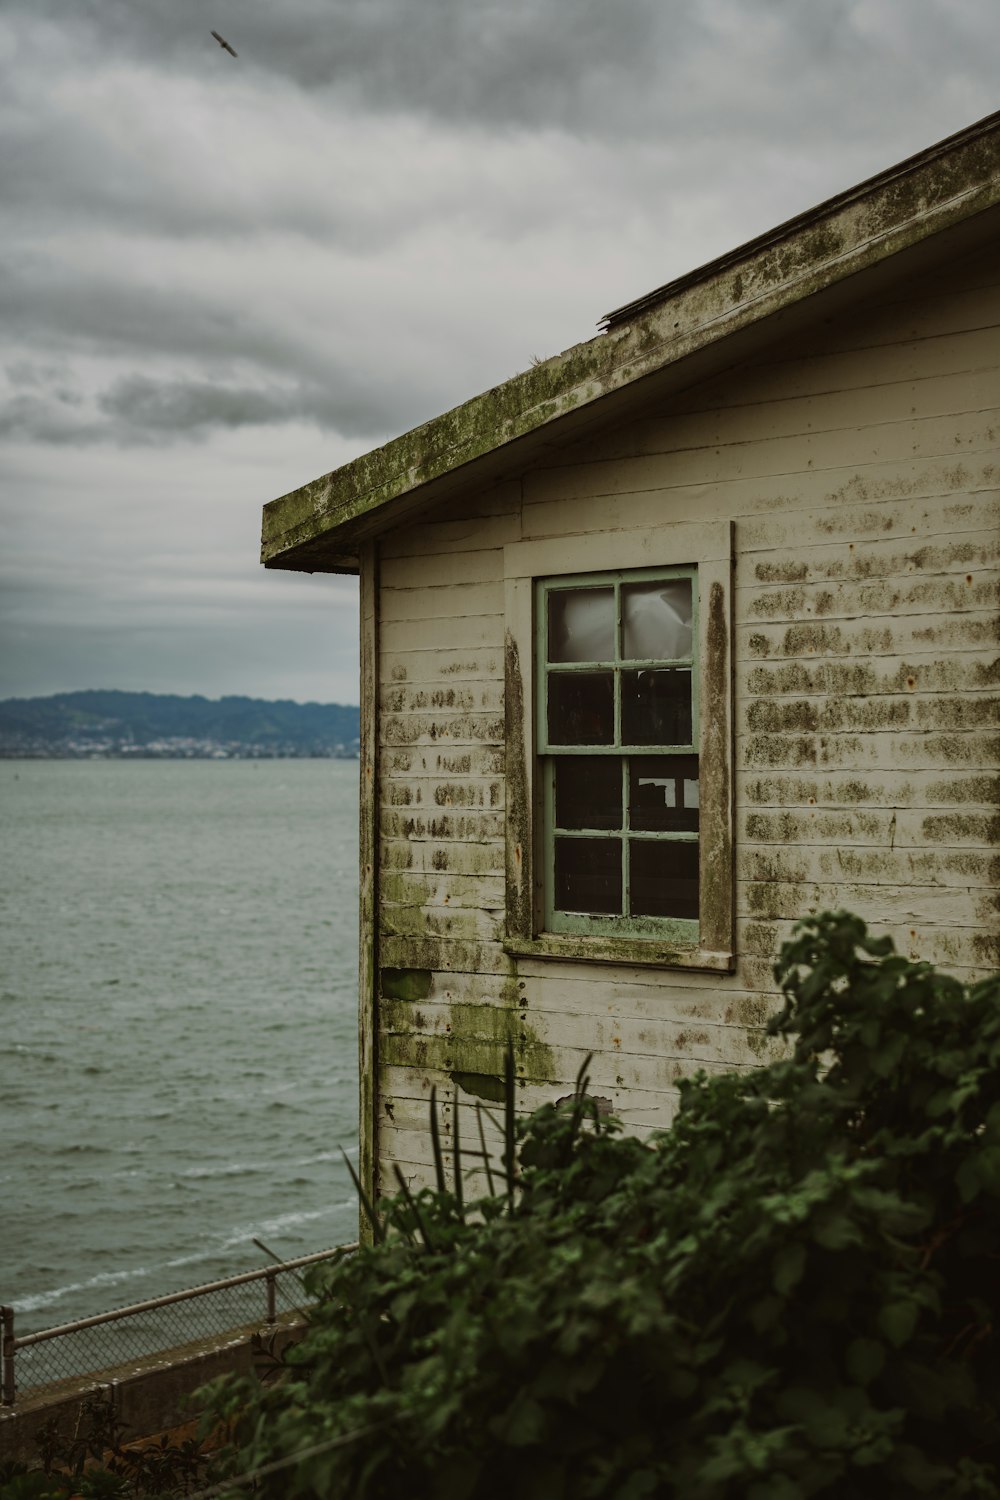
[0,1321,305,1467]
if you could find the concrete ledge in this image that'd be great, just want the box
[0,1319,306,1466]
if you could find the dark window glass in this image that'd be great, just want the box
[621,668,692,745]
[548,672,614,745]
[630,840,699,919]
[621,579,693,661]
[555,837,622,914]
[629,757,700,832]
[548,588,615,663]
[555,757,622,830]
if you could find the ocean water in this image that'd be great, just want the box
[1,758,360,1336]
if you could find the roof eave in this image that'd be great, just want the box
[262,109,1000,575]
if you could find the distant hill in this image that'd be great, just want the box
[0,691,361,759]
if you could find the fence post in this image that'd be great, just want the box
[265,1272,276,1326]
[1,1306,15,1406]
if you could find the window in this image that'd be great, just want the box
[538,568,700,942]
[503,521,734,972]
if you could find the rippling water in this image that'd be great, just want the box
[1,758,360,1334]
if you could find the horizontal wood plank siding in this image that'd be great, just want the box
[373,243,999,1196]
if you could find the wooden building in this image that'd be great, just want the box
[261,112,1000,1204]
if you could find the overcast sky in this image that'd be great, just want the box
[2,0,997,705]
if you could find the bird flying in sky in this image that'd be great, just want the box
[211,30,237,57]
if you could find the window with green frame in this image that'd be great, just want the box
[536,566,700,942]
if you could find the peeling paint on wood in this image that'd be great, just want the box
[357,202,999,1199]
[380,809,506,842]
[382,712,505,746]
[744,654,1000,696]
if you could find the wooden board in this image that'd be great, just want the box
[367,245,1000,1198]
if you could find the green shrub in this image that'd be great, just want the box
[0,1390,211,1498]
[206,912,1000,1499]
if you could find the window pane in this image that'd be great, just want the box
[629,757,699,832]
[548,588,615,663]
[548,672,614,745]
[555,837,622,914]
[622,579,692,661]
[630,840,699,919]
[555,757,622,830]
[621,668,692,745]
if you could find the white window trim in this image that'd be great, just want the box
[502,519,735,973]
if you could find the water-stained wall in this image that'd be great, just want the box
[371,239,999,1195]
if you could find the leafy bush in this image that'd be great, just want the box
[198,916,1000,1494]
[0,1392,212,1498]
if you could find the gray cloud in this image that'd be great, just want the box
[0,378,312,447]
[0,393,99,447]
[7,0,993,138]
[9,0,665,133]
[2,0,998,700]
[99,376,305,435]
[94,373,424,445]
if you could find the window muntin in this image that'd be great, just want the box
[537,567,699,941]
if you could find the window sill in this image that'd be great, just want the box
[503,933,735,973]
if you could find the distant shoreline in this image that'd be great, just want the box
[0,689,361,761]
[0,749,360,760]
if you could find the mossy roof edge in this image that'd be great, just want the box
[600,107,1000,329]
[262,108,1000,574]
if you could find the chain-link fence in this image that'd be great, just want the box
[2,1246,355,1404]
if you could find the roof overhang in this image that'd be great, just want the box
[261,109,1000,576]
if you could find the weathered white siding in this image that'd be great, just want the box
[372,243,999,1195]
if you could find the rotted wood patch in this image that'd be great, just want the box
[379,933,512,976]
[380,1033,555,1086]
